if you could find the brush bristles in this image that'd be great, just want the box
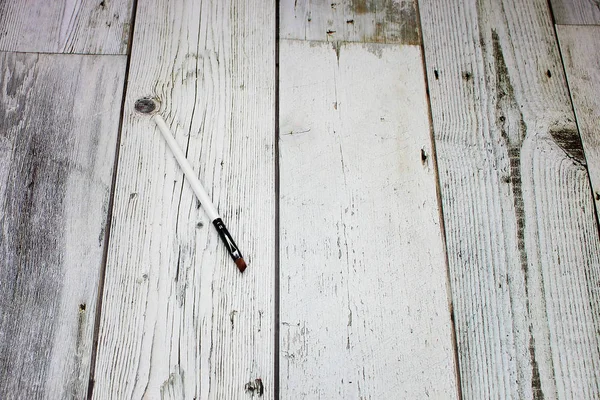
[235,258,247,273]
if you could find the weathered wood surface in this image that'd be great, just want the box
[420,0,600,398]
[0,52,125,399]
[279,40,459,399]
[549,0,600,25]
[0,0,133,54]
[558,25,600,218]
[91,0,275,398]
[280,0,420,44]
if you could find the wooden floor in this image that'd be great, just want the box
[1,0,599,399]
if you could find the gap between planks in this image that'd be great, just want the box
[413,0,465,396]
[274,0,282,398]
[87,0,140,398]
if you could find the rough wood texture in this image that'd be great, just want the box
[91,0,275,398]
[420,0,600,398]
[549,0,600,25]
[558,25,600,216]
[279,40,458,399]
[280,0,420,44]
[0,0,133,54]
[0,52,125,399]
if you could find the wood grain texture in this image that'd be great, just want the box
[91,0,275,399]
[280,0,420,44]
[558,25,600,215]
[420,0,600,398]
[0,0,133,54]
[0,52,125,399]
[549,0,600,25]
[279,40,458,399]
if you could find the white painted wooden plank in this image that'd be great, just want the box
[279,39,459,399]
[280,0,420,44]
[549,0,600,25]
[0,52,125,399]
[0,0,133,54]
[91,0,275,398]
[420,0,600,398]
[558,25,600,215]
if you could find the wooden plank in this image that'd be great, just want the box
[0,0,134,54]
[280,0,420,44]
[549,0,600,25]
[419,0,600,398]
[90,0,275,398]
[279,40,458,398]
[0,52,125,399]
[558,25,600,216]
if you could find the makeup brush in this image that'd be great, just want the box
[135,97,246,273]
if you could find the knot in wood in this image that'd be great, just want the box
[244,378,264,396]
[134,97,159,114]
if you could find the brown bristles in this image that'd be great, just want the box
[235,258,247,273]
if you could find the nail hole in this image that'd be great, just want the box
[421,148,428,164]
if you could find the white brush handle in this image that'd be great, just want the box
[152,114,220,221]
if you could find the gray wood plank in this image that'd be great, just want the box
[0,0,134,54]
[420,0,600,398]
[558,25,600,233]
[0,52,125,399]
[280,0,420,44]
[90,0,276,398]
[549,0,600,25]
[279,39,459,398]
